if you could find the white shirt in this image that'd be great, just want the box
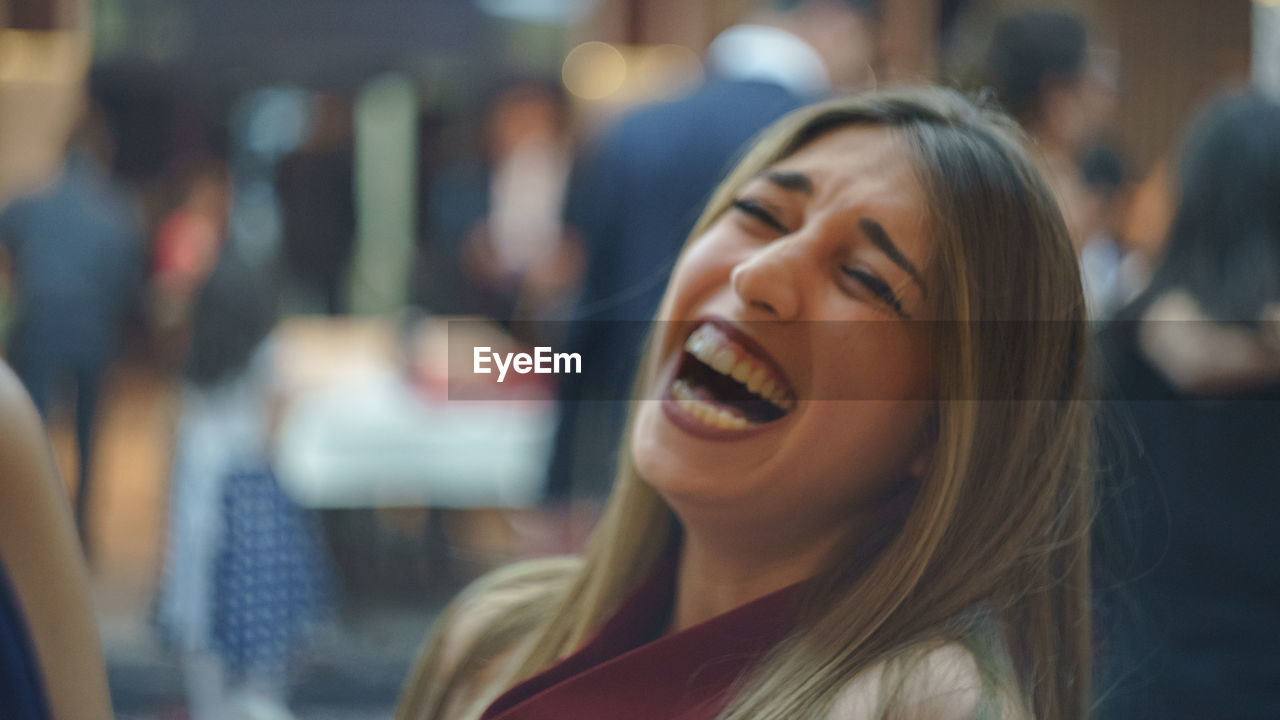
[706,24,830,99]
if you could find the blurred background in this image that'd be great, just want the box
[1,0,1277,718]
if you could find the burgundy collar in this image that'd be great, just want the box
[481,551,803,720]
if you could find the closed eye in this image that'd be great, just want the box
[841,266,910,319]
[731,198,790,234]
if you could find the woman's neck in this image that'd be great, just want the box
[666,527,839,634]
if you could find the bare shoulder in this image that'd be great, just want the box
[0,360,64,556]
[397,556,581,720]
[0,361,114,720]
[829,642,1025,720]
[0,360,44,460]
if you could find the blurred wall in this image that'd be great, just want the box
[946,0,1251,179]
[1082,0,1252,175]
[1257,0,1280,99]
[580,0,939,83]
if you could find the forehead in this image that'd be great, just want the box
[765,124,930,261]
[770,125,924,209]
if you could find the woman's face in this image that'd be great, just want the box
[631,125,937,539]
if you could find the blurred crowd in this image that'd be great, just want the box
[0,0,1277,718]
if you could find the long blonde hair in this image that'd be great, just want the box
[400,87,1092,720]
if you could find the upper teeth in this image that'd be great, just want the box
[684,324,795,411]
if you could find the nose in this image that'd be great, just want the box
[729,240,804,320]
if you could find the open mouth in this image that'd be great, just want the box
[665,320,797,433]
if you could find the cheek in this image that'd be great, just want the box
[629,398,699,500]
[789,400,933,507]
[816,322,934,402]
[648,233,737,355]
[629,403,664,479]
[789,331,934,500]
[663,227,741,306]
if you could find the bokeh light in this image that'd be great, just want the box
[634,43,703,99]
[561,41,627,100]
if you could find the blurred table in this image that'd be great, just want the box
[273,316,555,509]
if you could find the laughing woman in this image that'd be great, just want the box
[398,87,1091,720]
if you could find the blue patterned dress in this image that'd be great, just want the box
[154,339,332,682]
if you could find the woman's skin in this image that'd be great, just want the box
[0,361,113,720]
[630,126,937,635]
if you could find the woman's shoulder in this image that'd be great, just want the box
[0,362,114,720]
[0,362,40,452]
[397,556,581,720]
[0,362,62,534]
[828,641,1027,720]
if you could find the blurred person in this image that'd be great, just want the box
[1093,91,1280,719]
[150,158,233,356]
[984,8,1119,249]
[466,81,584,331]
[398,87,1091,720]
[0,360,113,720]
[548,0,879,506]
[420,80,582,330]
[276,93,357,316]
[0,109,146,554]
[1078,143,1135,318]
[153,253,331,720]
[1115,158,1174,293]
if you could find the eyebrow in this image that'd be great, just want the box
[763,171,814,195]
[758,170,927,298]
[858,217,927,297]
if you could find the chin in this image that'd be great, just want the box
[629,401,759,509]
[629,401,684,493]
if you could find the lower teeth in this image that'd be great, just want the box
[671,379,752,430]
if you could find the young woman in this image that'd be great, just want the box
[154,253,331,720]
[399,87,1091,720]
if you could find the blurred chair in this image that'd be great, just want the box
[0,360,112,720]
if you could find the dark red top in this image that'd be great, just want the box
[480,553,802,720]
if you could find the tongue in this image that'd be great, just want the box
[686,377,749,420]
[690,383,717,404]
